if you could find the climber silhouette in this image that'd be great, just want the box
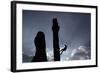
[32,31,47,62]
[60,44,67,55]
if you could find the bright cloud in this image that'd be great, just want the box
[47,51,54,61]
[66,46,90,60]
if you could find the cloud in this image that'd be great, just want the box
[47,51,54,61]
[65,46,90,60]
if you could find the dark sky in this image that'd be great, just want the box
[22,10,91,61]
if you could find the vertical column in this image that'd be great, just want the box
[52,18,60,61]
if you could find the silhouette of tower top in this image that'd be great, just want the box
[52,18,60,61]
[52,18,59,31]
[53,18,58,25]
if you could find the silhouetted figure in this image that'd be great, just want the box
[60,44,67,55]
[32,31,47,62]
[52,18,60,61]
